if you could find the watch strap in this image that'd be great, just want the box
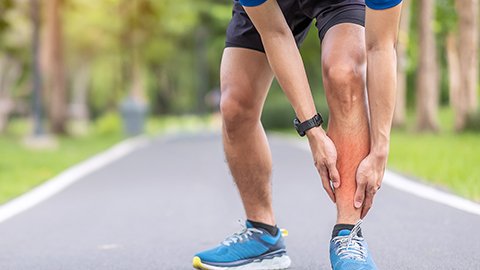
[294,113,323,137]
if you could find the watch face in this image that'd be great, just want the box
[294,118,300,128]
[293,118,304,136]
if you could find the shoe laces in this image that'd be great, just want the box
[332,219,367,261]
[222,220,264,246]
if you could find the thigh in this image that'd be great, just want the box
[226,0,313,52]
[321,23,366,68]
[220,47,274,113]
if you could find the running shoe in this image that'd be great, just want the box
[193,220,291,269]
[329,220,377,270]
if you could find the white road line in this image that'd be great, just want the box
[383,171,480,216]
[280,135,480,217]
[0,136,149,224]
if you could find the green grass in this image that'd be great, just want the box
[389,131,480,201]
[389,108,480,201]
[0,130,122,205]
[0,118,124,205]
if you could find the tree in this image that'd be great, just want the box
[453,0,479,130]
[446,32,462,130]
[30,0,45,136]
[393,0,411,128]
[0,56,20,133]
[416,0,439,132]
[0,0,16,133]
[42,0,67,134]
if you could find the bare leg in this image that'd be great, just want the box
[321,24,370,224]
[220,48,276,225]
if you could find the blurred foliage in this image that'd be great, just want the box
[93,111,122,136]
[262,95,295,130]
[60,0,231,116]
[435,0,458,105]
[0,0,477,132]
[0,0,13,36]
[404,0,459,107]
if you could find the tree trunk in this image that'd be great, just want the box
[446,33,463,131]
[70,64,90,121]
[195,25,209,114]
[455,0,479,122]
[155,67,173,114]
[69,63,90,135]
[32,0,44,136]
[393,0,411,128]
[43,0,67,134]
[0,57,20,133]
[416,0,439,132]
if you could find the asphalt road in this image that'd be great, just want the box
[0,133,479,270]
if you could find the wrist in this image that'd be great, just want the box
[305,126,326,140]
[370,144,389,161]
[294,113,323,137]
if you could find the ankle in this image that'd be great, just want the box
[246,211,275,225]
[247,219,279,236]
[332,223,363,238]
[336,213,360,225]
[245,216,275,226]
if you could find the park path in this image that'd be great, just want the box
[0,133,479,269]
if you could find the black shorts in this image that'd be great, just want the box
[225,0,366,52]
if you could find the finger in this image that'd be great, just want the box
[354,179,366,209]
[318,165,336,203]
[360,189,375,218]
[327,161,341,188]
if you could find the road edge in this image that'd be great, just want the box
[0,136,149,224]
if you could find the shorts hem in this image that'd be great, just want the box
[366,0,402,10]
[317,7,366,42]
[225,41,265,53]
[319,18,365,41]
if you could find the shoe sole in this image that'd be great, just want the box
[192,255,291,270]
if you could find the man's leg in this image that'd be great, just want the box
[193,47,292,269]
[220,47,275,226]
[321,23,370,225]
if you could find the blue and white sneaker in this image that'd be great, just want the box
[330,220,377,270]
[193,220,291,269]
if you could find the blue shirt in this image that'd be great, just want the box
[239,0,402,10]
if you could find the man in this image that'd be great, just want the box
[193,0,402,269]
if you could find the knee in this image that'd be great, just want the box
[323,61,366,111]
[220,84,260,135]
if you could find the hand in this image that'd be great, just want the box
[354,153,387,218]
[306,128,340,203]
